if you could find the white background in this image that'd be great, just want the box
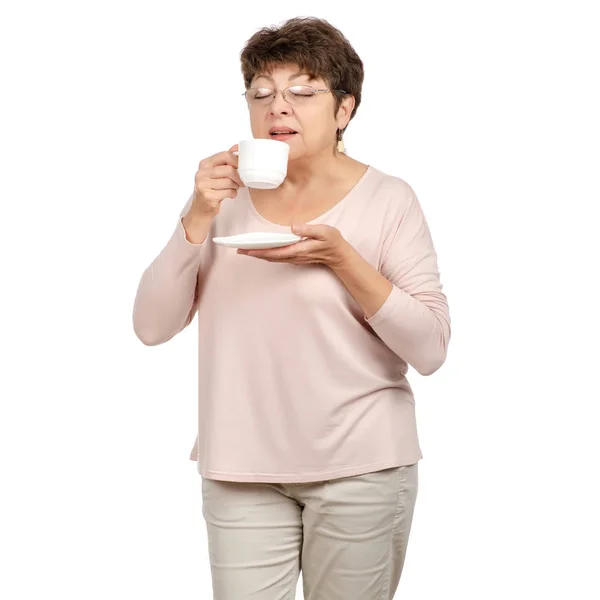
[1,0,599,598]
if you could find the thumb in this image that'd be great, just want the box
[292,223,311,236]
[227,144,245,188]
[292,223,330,240]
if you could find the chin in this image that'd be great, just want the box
[285,140,306,159]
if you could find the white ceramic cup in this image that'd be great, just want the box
[236,138,290,189]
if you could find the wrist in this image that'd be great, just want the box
[181,212,214,244]
[330,240,357,273]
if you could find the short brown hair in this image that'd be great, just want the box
[240,17,364,143]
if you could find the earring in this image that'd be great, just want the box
[337,127,346,153]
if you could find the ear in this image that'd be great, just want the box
[337,94,355,129]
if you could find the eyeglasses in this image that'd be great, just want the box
[243,85,347,106]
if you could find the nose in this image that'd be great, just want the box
[269,90,292,116]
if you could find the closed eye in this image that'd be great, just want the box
[254,88,274,99]
[289,86,315,96]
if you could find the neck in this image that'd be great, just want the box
[282,148,348,188]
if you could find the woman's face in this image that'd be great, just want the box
[247,64,353,161]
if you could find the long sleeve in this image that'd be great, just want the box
[132,194,209,346]
[365,186,451,376]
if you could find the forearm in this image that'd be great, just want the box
[132,218,208,345]
[331,242,450,375]
[331,243,393,319]
[181,212,214,245]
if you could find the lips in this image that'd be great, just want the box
[269,126,298,136]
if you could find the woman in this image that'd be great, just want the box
[133,16,451,600]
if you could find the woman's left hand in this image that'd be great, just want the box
[237,223,350,269]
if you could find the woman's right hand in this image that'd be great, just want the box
[190,145,245,218]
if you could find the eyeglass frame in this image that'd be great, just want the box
[242,85,348,105]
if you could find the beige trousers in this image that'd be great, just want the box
[201,463,419,599]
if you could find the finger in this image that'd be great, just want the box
[227,145,244,186]
[209,188,238,202]
[200,149,239,170]
[275,238,318,255]
[291,223,329,240]
[210,165,244,188]
[203,177,240,191]
[238,251,290,263]
[238,248,284,259]
[238,252,308,265]
[274,239,320,255]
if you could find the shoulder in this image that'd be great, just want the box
[364,166,419,217]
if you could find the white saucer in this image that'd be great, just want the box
[212,232,303,249]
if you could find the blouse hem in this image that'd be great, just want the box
[196,454,423,484]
